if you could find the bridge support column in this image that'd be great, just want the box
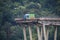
[54,26,57,40]
[23,27,27,40]
[41,27,43,40]
[37,26,41,40]
[46,27,49,40]
[29,26,32,40]
[43,24,47,40]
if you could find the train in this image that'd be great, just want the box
[23,14,35,20]
[23,14,39,24]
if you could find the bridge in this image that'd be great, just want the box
[15,18,60,40]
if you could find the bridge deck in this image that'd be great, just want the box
[15,18,60,25]
[15,18,60,21]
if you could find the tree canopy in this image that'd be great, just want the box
[0,0,60,40]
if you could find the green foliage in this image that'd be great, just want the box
[0,0,60,40]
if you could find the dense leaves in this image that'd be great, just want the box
[0,0,60,40]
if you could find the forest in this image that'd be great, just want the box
[0,0,60,40]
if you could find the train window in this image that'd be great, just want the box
[26,15,29,19]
